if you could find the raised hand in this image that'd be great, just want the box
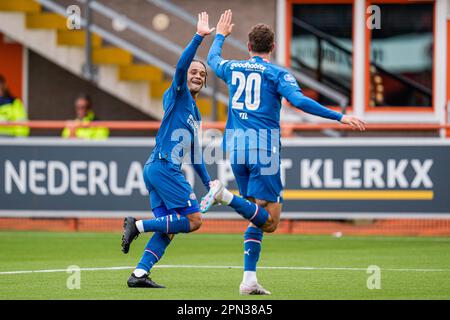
[340,115,367,131]
[197,12,215,37]
[216,9,234,37]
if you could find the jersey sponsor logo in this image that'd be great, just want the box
[229,61,266,72]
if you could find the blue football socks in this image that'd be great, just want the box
[229,196,269,227]
[136,232,172,273]
[243,226,264,272]
[141,214,191,234]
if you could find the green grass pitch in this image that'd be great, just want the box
[0,231,449,299]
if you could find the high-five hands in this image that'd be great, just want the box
[216,9,234,37]
[197,11,215,37]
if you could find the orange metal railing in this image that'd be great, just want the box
[2,120,450,135]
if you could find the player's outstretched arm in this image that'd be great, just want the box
[207,9,234,79]
[285,93,366,131]
[174,12,214,88]
[279,71,366,131]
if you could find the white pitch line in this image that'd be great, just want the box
[0,266,134,275]
[0,265,449,275]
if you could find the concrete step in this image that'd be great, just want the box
[0,9,163,119]
[149,80,171,98]
[0,0,40,13]
[26,12,66,29]
[93,47,133,66]
[197,98,227,121]
[196,97,212,116]
[119,64,163,82]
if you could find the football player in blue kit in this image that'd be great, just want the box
[121,12,215,288]
[202,10,366,295]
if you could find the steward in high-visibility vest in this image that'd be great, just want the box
[0,76,29,137]
[61,94,109,140]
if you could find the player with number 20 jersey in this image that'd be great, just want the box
[201,10,366,295]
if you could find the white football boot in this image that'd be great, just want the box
[239,282,272,295]
[200,180,225,213]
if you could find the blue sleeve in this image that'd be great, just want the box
[173,33,204,90]
[191,138,211,191]
[193,162,211,191]
[207,34,229,81]
[277,71,343,121]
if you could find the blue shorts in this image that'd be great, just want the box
[230,149,283,203]
[143,159,199,215]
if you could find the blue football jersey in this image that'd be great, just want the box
[148,33,210,189]
[150,34,204,165]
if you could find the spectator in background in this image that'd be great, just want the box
[0,74,29,137]
[62,93,109,139]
